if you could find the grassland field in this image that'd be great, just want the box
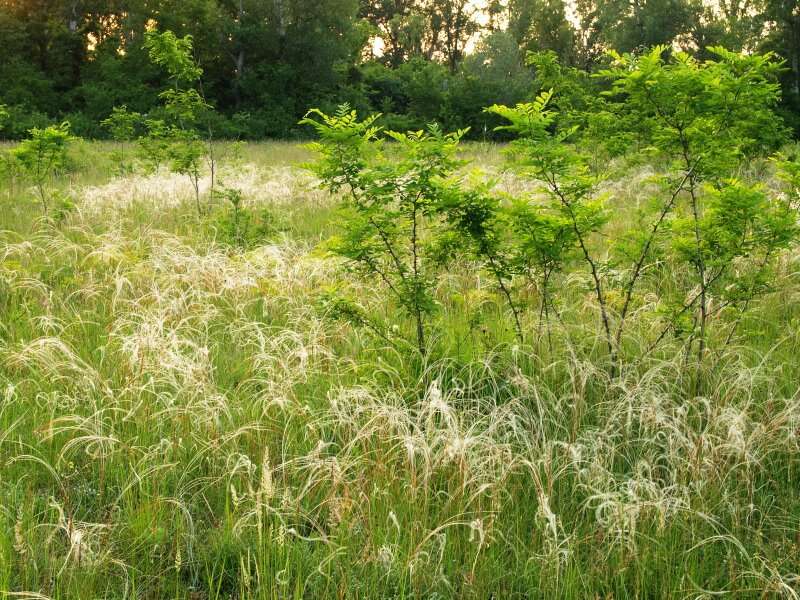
[1,140,800,599]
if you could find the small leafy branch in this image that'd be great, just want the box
[301,105,467,355]
[12,122,73,214]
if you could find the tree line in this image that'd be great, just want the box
[0,0,798,139]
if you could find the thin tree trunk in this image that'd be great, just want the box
[411,198,425,355]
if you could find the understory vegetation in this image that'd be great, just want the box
[3,41,800,599]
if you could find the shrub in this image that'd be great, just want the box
[101,105,143,173]
[12,122,73,213]
[302,105,467,355]
[599,46,793,364]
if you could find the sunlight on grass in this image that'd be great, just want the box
[1,141,800,599]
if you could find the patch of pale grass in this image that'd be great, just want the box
[78,163,327,215]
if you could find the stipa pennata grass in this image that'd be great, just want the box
[78,163,326,215]
[44,498,111,574]
[3,148,800,598]
[2,336,111,397]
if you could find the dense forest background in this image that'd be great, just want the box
[0,0,798,139]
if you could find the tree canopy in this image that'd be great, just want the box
[0,0,798,138]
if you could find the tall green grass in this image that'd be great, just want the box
[0,142,799,598]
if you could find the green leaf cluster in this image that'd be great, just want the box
[302,105,467,354]
[11,121,73,213]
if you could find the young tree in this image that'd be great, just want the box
[144,30,213,215]
[101,105,142,173]
[598,46,792,363]
[302,105,466,355]
[486,92,615,367]
[12,122,73,213]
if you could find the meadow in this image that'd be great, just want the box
[2,38,800,599]
[1,132,800,599]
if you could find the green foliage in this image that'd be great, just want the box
[576,0,698,57]
[487,91,615,362]
[599,46,787,171]
[3,133,800,600]
[167,129,206,214]
[672,181,794,270]
[159,88,210,127]
[302,104,467,354]
[101,106,143,173]
[144,30,203,84]
[483,48,799,371]
[101,105,142,143]
[137,119,172,173]
[141,30,213,215]
[437,181,576,344]
[509,0,576,59]
[1,0,799,140]
[211,187,283,248]
[599,46,794,363]
[775,149,800,209]
[11,122,73,213]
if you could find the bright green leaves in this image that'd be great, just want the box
[597,46,795,365]
[485,48,799,371]
[144,31,209,130]
[665,178,798,346]
[507,199,575,278]
[166,130,205,191]
[144,30,203,85]
[300,105,382,194]
[487,92,590,188]
[302,47,799,369]
[159,89,210,128]
[671,181,794,269]
[302,105,467,354]
[12,122,73,213]
[140,30,213,215]
[13,122,72,176]
[101,106,141,143]
[301,106,382,145]
[137,119,172,173]
[101,106,143,173]
[485,90,555,138]
[775,151,800,210]
[488,93,614,358]
[598,45,786,178]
